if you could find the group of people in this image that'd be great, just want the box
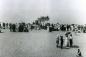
[56,32,83,57]
[49,24,86,33]
[56,32,73,49]
[9,23,29,32]
[0,22,86,33]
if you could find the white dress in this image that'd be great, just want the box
[64,37,68,47]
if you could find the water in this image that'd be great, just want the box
[0,30,86,57]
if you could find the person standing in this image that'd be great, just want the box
[56,34,60,47]
[64,36,68,47]
[12,24,16,32]
[0,23,1,32]
[67,34,70,47]
[69,34,73,47]
[60,36,64,49]
[9,23,12,32]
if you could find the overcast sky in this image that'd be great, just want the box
[0,0,86,24]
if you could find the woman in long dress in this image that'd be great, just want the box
[64,36,68,47]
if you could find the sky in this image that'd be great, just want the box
[0,0,86,24]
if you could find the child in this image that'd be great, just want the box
[76,49,83,57]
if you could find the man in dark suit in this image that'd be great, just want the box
[60,36,64,49]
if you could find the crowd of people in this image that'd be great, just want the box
[49,24,86,33]
[0,22,84,57]
[9,23,29,32]
[0,22,86,33]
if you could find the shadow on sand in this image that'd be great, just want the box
[56,45,79,49]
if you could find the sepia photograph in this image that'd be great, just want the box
[0,0,86,57]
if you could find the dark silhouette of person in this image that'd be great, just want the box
[18,23,24,32]
[12,24,16,32]
[69,34,73,47]
[9,23,12,32]
[76,49,82,57]
[56,35,60,47]
[60,36,64,49]
[0,23,1,32]
[3,23,5,29]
